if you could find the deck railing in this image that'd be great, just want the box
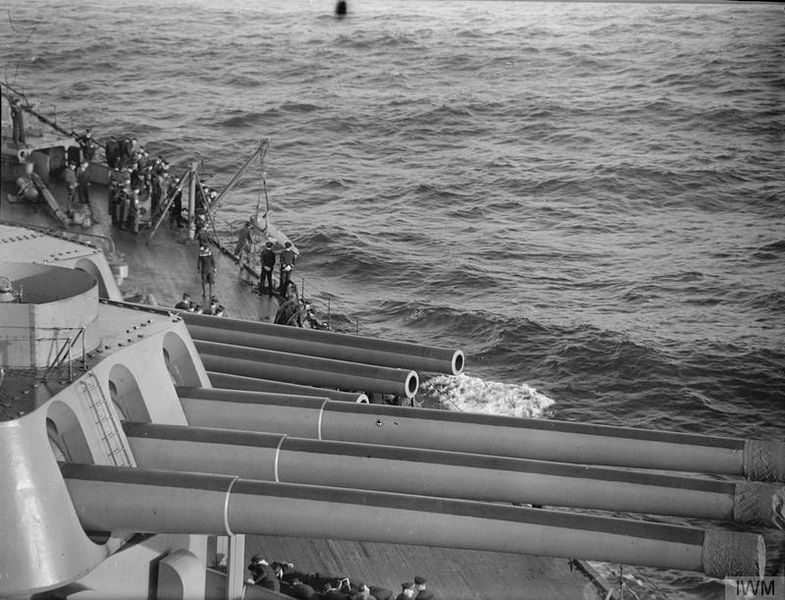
[43,326,87,382]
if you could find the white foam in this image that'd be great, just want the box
[420,373,555,418]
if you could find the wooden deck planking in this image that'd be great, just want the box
[245,536,597,600]
[116,224,276,323]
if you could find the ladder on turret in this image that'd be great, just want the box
[80,373,132,467]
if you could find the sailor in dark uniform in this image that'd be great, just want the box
[279,241,295,294]
[105,136,120,168]
[119,137,132,167]
[10,96,26,144]
[259,241,276,295]
[174,293,191,310]
[413,576,434,600]
[395,583,415,600]
[370,585,395,600]
[248,555,280,592]
[275,285,304,327]
[76,129,96,162]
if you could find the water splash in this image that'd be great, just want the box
[420,373,555,418]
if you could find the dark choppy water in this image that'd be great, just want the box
[2,0,784,597]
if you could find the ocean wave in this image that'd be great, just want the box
[420,373,555,418]
[218,110,267,128]
[226,73,262,87]
[279,101,322,113]
[333,30,425,51]
[753,239,785,259]
[750,290,785,313]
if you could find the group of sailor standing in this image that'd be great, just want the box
[233,219,297,297]
[106,138,172,232]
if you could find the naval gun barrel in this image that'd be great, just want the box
[208,371,369,403]
[123,422,785,527]
[177,387,785,482]
[197,340,419,398]
[60,463,764,578]
[183,312,464,375]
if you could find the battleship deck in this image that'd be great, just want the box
[0,169,613,600]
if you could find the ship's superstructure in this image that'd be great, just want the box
[0,242,211,598]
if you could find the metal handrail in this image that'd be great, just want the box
[42,327,86,381]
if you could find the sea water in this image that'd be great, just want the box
[1,1,783,597]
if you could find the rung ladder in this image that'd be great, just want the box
[81,373,132,467]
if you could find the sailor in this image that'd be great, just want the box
[287,577,318,600]
[128,187,142,232]
[197,244,217,299]
[274,285,304,327]
[10,96,26,144]
[413,576,434,600]
[130,137,140,160]
[303,302,328,330]
[202,297,219,315]
[153,169,168,217]
[279,240,295,294]
[105,136,120,168]
[369,585,395,600]
[130,162,141,189]
[73,129,95,162]
[63,162,78,217]
[195,214,210,246]
[14,174,37,202]
[259,241,276,296]
[137,148,150,172]
[119,137,132,167]
[320,581,350,600]
[234,220,254,283]
[270,561,295,582]
[0,277,16,302]
[174,293,191,310]
[168,177,184,228]
[108,169,122,224]
[395,583,415,600]
[118,177,132,226]
[77,161,91,205]
[248,555,280,592]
